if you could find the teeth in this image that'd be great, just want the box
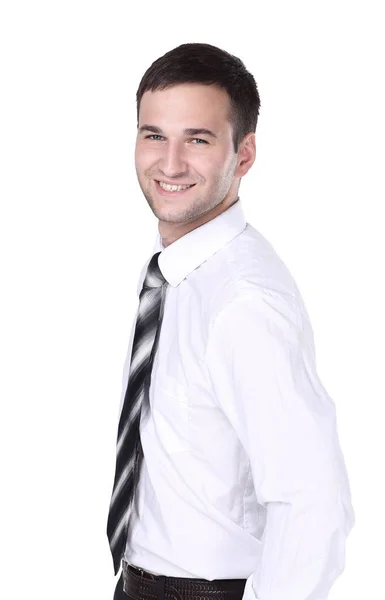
[159,181,193,192]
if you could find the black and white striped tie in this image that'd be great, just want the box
[107,251,167,574]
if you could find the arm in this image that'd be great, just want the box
[205,285,355,600]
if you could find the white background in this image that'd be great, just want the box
[0,1,383,598]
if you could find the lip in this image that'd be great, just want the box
[155,179,195,186]
[154,180,196,197]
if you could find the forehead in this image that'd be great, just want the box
[138,83,231,129]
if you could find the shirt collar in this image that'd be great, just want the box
[150,197,247,288]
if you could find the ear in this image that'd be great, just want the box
[235,133,256,178]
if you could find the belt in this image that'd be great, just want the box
[122,560,247,600]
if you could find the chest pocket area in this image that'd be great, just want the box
[151,371,190,453]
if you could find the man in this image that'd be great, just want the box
[107,43,355,600]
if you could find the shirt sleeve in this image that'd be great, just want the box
[205,284,355,600]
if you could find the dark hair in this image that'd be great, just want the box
[136,43,261,153]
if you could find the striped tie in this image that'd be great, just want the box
[107,251,167,574]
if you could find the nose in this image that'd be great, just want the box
[158,140,188,179]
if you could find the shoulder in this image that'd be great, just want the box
[201,224,305,333]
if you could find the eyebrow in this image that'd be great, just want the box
[138,124,218,139]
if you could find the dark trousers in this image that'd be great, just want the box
[113,573,130,600]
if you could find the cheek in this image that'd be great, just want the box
[135,148,153,173]
[134,145,142,169]
[201,154,233,180]
[135,145,163,170]
[192,153,223,175]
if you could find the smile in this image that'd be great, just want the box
[155,180,196,196]
[157,181,195,192]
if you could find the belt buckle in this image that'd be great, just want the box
[130,563,145,578]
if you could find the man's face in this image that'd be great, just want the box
[135,83,254,246]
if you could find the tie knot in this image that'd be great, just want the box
[142,252,166,289]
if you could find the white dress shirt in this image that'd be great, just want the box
[120,197,355,600]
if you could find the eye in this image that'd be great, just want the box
[144,135,208,144]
